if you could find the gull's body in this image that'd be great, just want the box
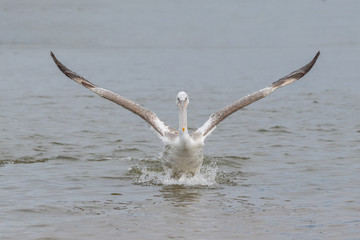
[162,133,204,178]
[51,51,320,178]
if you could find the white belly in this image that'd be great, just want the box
[161,137,204,178]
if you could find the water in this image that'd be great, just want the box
[1,1,360,239]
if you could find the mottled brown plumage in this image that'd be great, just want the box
[194,51,320,137]
[50,52,178,139]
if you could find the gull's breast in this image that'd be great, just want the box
[161,138,204,178]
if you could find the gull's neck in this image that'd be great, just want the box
[178,105,188,137]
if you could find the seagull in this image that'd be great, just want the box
[51,51,320,178]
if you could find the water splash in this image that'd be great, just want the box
[126,154,249,187]
[129,163,219,187]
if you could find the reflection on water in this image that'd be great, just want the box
[159,185,203,206]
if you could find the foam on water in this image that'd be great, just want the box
[130,163,219,187]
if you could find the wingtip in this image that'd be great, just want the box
[305,50,321,72]
[50,51,57,63]
[49,51,72,78]
[271,51,320,88]
[314,50,320,61]
[50,51,66,74]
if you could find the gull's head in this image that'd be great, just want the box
[176,91,189,107]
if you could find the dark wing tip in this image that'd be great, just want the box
[50,51,96,88]
[272,51,320,88]
[50,51,60,67]
[303,51,320,73]
[50,51,73,77]
[50,51,64,70]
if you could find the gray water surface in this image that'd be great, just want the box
[1,1,359,239]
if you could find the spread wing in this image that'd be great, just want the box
[50,52,178,140]
[192,51,320,139]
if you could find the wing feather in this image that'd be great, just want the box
[193,51,320,138]
[50,52,178,139]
